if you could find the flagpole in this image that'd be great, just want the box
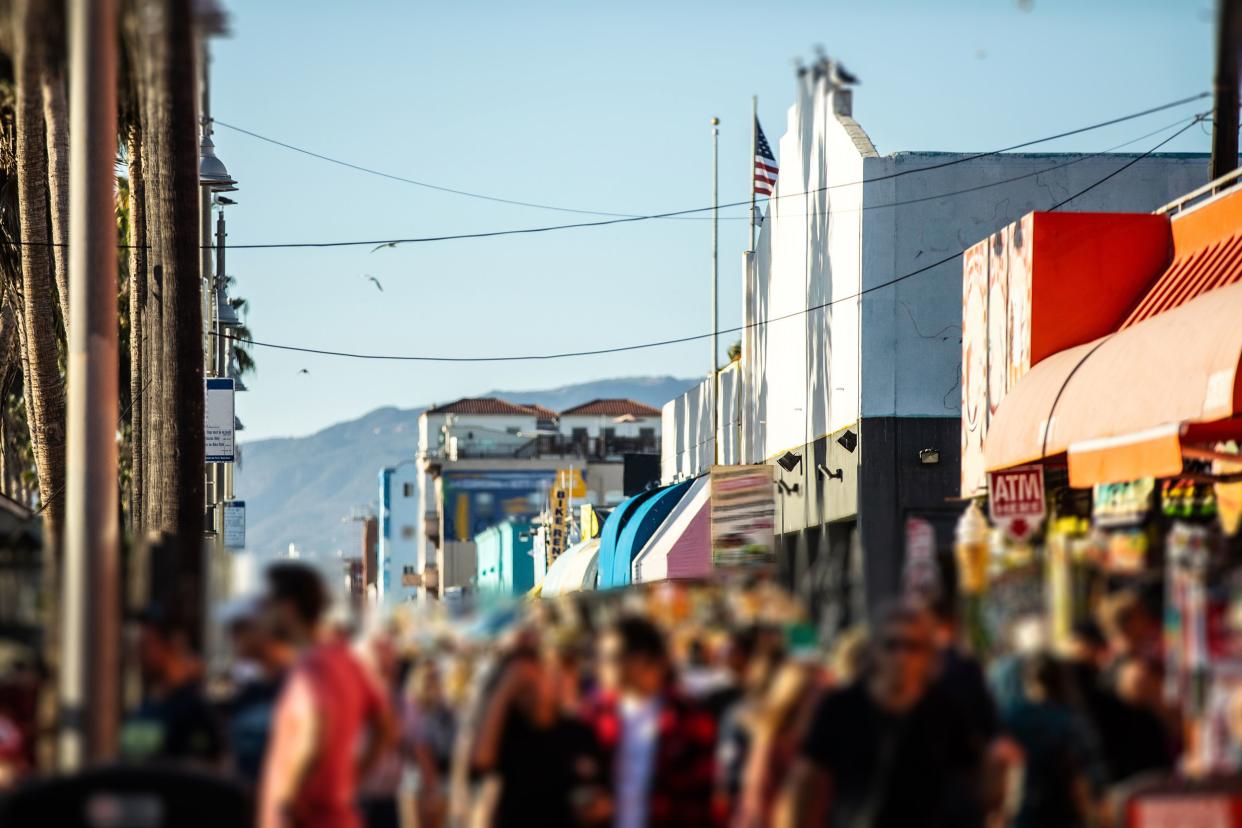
[711,116,720,467]
[750,95,757,251]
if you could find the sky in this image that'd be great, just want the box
[212,0,1216,442]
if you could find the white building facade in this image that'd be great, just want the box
[666,63,1208,623]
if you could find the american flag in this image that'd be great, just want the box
[754,118,778,197]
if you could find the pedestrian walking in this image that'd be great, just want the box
[258,562,395,828]
[119,608,225,768]
[783,600,985,828]
[582,615,720,828]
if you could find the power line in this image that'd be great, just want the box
[0,94,1211,254]
[212,91,1207,226]
[218,116,1202,364]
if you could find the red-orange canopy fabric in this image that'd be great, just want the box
[984,280,1242,488]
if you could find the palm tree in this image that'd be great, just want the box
[38,2,68,331]
[10,0,66,551]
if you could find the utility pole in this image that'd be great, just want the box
[750,96,757,251]
[1212,0,1241,179]
[711,117,720,466]
[61,0,119,768]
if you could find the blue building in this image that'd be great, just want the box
[474,519,537,596]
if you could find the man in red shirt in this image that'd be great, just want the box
[259,563,394,828]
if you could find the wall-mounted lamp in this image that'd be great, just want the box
[777,451,803,473]
[817,464,844,482]
[775,479,800,495]
[918,448,940,465]
[837,430,858,453]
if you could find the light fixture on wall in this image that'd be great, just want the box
[777,451,803,473]
[837,430,858,453]
[918,448,940,465]
[775,479,800,495]
[817,464,844,482]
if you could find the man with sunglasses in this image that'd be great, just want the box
[782,601,984,828]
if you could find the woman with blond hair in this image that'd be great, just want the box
[734,660,821,828]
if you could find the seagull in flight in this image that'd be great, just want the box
[298,368,310,375]
[370,241,399,253]
[364,274,384,292]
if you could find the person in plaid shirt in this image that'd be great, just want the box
[581,616,721,828]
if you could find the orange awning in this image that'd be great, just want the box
[984,279,1242,488]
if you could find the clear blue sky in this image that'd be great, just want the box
[213,0,1215,441]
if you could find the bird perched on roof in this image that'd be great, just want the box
[830,60,860,86]
[364,274,383,292]
[370,241,398,253]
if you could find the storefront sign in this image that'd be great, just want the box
[1092,478,1154,528]
[903,516,940,598]
[1213,442,1242,536]
[205,378,235,462]
[987,465,1045,540]
[222,500,245,549]
[711,464,775,567]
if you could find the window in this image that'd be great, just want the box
[403,565,415,575]
[572,427,588,443]
[603,428,616,441]
[640,427,655,440]
[403,482,414,497]
[401,525,415,539]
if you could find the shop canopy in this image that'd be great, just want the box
[632,475,711,584]
[984,278,1242,488]
[540,539,601,597]
[598,481,692,590]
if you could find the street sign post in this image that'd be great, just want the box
[205,378,235,462]
[222,500,245,549]
[987,464,1046,541]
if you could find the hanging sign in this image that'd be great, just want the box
[222,500,245,549]
[987,464,1045,541]
[903,516,940,599]
[205,378,236,462]
[711,464,775,566]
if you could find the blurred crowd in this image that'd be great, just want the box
[0,562,1237,828]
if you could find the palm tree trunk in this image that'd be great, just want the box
[126,6,165,535]
[136,0,205,637]
[40,24,69,334]
[13,0,67,551]
[127,127,146,533]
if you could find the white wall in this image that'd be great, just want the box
[668,68,1208,501]
[859,152,1208,420]
[741,76,869,465]
[661,363,740,482]
[558,414,661,439]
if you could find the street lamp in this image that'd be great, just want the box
[199,132,237,192]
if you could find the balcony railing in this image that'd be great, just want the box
[424,434,659,462]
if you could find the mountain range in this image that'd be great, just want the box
[233,376,697,559]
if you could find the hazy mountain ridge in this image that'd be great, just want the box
[234,376,696,558]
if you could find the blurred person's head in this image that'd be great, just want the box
[132,608,199,690]
[868,600,936,712]
[601,615,669,699]
[930,594,959,648]
[407,659,444,708]
[262,562,328,647]
[757,661,816,738]
[831,624,870,685]
[1116,656,1164,710]
[1099,590,1160,659]
[1023,652,1071,705]
[1063,620,1109,668]
[723,625,760,681]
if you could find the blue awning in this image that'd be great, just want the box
[596,488,661,590]
[599,480,692,589]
